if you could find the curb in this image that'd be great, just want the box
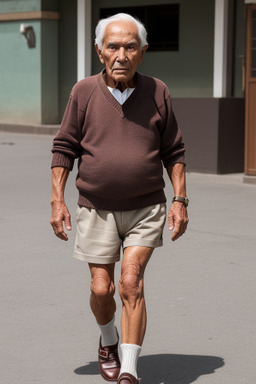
[0,123,59,135]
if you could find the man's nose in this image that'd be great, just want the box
[117,47,127,62]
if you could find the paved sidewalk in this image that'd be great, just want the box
[1,132,256,384]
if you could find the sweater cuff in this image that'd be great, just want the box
[163,154,186,168]
[51,152,75,170]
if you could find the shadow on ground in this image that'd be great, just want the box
[74,353,224,383]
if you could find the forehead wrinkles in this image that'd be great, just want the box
[103,21,140,45]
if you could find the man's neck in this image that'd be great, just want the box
[103,72,136,92]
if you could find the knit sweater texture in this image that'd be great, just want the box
[51,70,185,211]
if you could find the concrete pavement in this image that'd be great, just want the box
[0,131,256,384]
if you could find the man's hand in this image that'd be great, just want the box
[50,167,71,241]
[50,201,72,241]
[166,163,188,241]
[168,202,188,241]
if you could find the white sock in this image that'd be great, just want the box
[120,343,142,379]
[98,316,118,347]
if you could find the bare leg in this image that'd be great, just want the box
[90,263,121,382]
[119,246,153,346]
[89,263,116,325]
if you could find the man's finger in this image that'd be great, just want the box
[168,215,174,231]
[171,222,181,241]
[64,214,72,231]
[57,231,69,241]
[55,225,69,241]
[171,220,188,241]
[51,220,69,241]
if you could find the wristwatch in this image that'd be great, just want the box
[172,196,189,207]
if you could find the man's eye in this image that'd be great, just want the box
[127,45,136,51]
[108,45,117,50]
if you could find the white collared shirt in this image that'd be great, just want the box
[107,86,135,105]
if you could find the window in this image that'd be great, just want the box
[99,4,179,51]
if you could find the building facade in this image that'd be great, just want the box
[0,0,254,177]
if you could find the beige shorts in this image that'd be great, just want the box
[73,203,166,264]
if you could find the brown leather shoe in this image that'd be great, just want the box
[98,336,121,381]
[117,373,140,384]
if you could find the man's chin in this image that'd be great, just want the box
[112,73,133,83]
[105,70,135,88]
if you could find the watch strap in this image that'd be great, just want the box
[172,196,189,207]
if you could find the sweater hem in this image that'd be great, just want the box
[77,190,166,211]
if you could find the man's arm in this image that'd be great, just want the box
[167,163,189,241]
[50,167,72,241]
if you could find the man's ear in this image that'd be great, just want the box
[139,45,148,64]
[95,44,105,64]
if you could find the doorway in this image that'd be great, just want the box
[245,4,256,175]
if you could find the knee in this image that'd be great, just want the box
[90,277,115,308]
[119,264,144,306]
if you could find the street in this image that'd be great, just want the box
[0,131,256,384]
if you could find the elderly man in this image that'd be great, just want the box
[50,13,188,384]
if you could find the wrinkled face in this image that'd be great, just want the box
[95,20,147,89]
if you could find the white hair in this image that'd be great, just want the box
[95,13,148,50]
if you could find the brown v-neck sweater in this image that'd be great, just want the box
[51,71,185,211]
